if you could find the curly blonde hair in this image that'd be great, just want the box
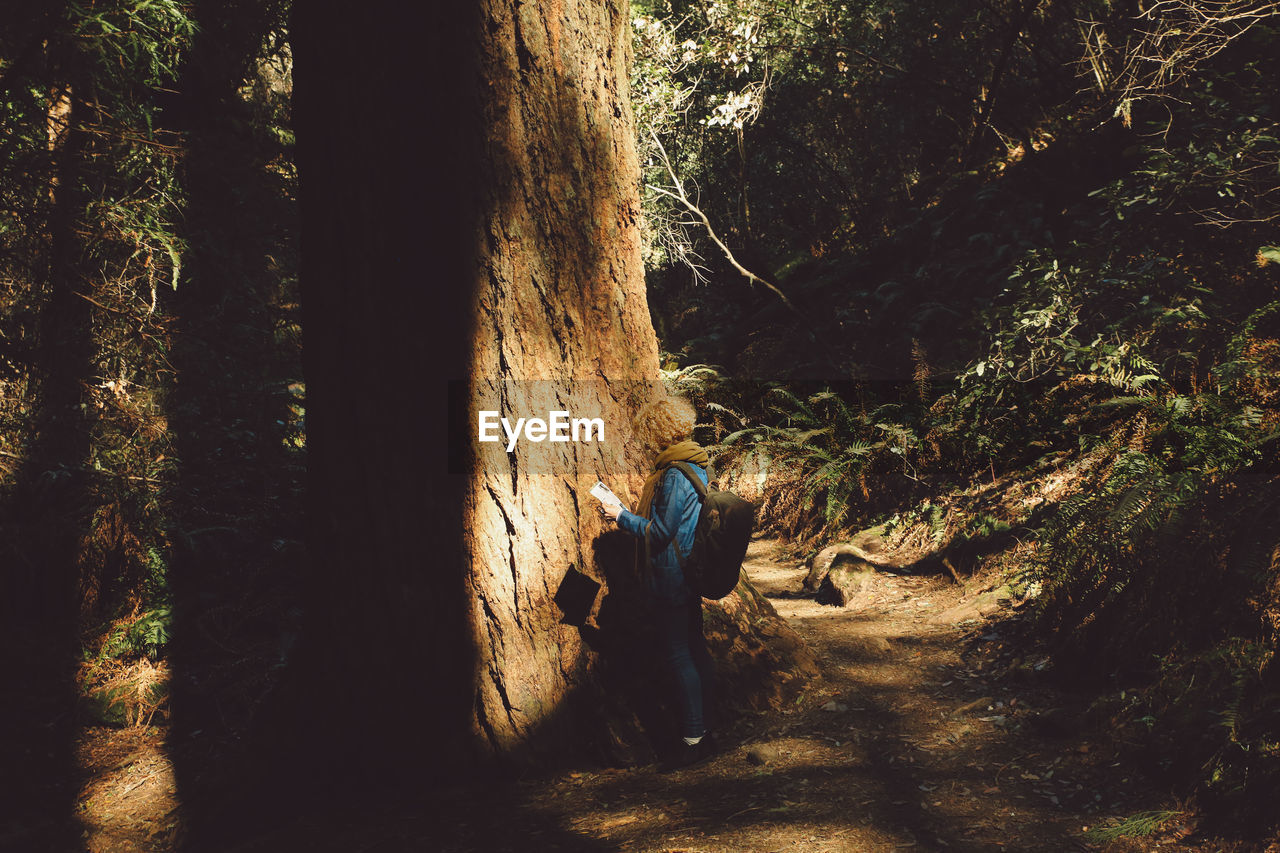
[631,391,697,450]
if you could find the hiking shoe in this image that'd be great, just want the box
[658,733,719,773]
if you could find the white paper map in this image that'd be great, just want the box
[590,481,627,511]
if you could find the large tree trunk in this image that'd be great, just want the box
[461,0,671,756]
[289,0,813,779]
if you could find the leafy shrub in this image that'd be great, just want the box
[711,384,926,537]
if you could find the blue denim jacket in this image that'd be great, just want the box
[617,463,708,604]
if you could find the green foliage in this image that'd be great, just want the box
[1120,49,1280,231]
[634,0,1104,283]
[3,2,297,657]
[1084,810,1183,842]
[711,384,926,534]
[70,0,196,84]
[73,0,195,612]
[1031,385,1266,636]
[100,607,172,661]
[0,1,199,617]
[919,503,946,544]
[70,0,194,297]
[967,513,1011,539]
[631,10,703,272]
[636,0,1280,832]
[144,545,169,595]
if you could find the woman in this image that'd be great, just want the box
[602,397,718,770]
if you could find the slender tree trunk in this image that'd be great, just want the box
[0,50,92,849]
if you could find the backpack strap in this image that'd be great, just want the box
[663,461,708,570]
[670,461,708,500]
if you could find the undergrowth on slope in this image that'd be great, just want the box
[665,22,1280,834]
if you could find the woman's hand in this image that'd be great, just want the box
[601,502,623,521]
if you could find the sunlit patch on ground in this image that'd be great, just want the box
[76,726,178,852]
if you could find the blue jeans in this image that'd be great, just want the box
[657,600,715,740]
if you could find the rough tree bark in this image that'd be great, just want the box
[290,0,813,778]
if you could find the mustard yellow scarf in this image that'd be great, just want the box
[636,440,710,518]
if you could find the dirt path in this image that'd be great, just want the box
[472,539,1194,853]
[76,539,1209,852]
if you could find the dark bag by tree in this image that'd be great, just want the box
[669,462,755,599]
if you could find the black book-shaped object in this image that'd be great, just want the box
[554,564,601,627]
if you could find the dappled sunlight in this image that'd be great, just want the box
[374,536,1165,852]
[75,725,178,848]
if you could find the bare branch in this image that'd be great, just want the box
[1082,0,1280,118]
[646,130,806,320]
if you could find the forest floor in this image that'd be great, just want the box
[427,538,1211,853]
[70,538,1262,852]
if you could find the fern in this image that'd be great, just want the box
[765,386,820,427]
[703,401,745,424]
[100,607,172,661]
[1085,811,1182,842]
[1033,372,1268,662]
[705,380,918,535]
[720,426,766,445]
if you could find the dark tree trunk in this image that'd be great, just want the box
[0,39,92,849]
[287,0,814,784]
[288,0,487,780]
